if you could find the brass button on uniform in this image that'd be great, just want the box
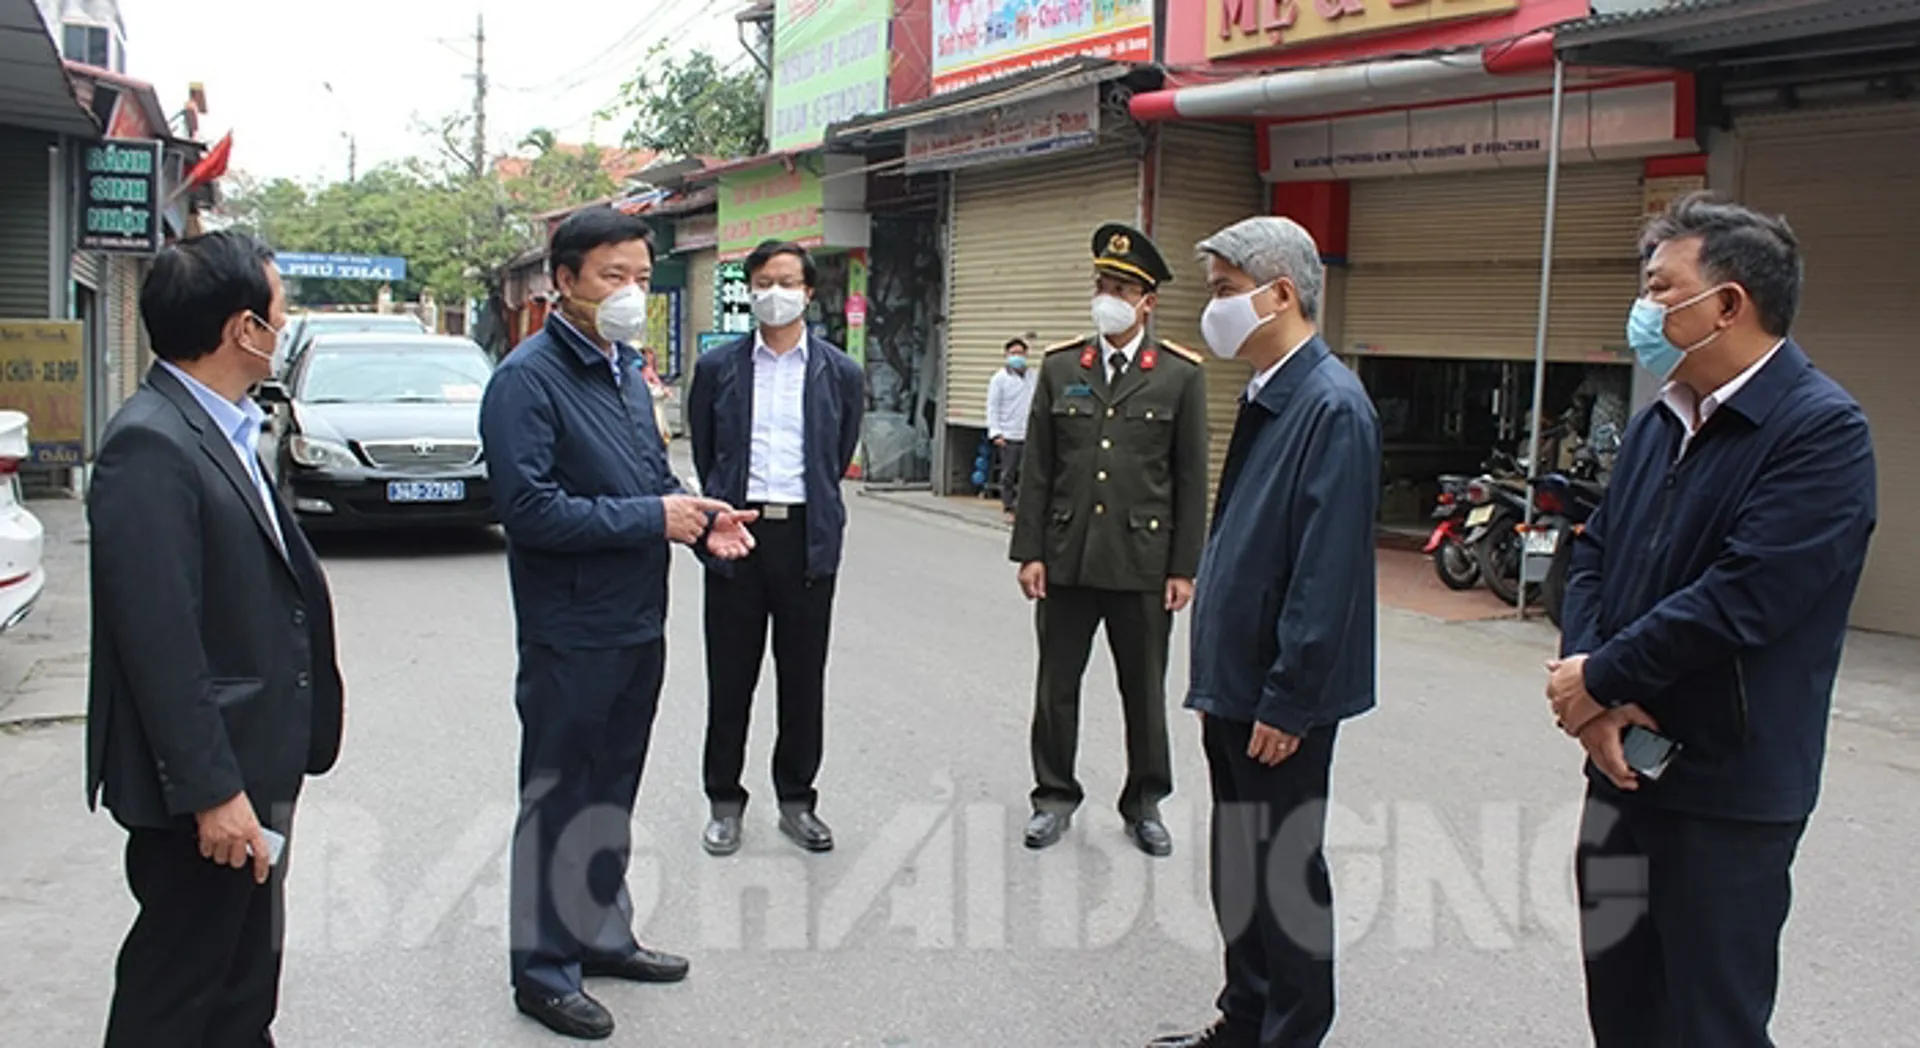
[1096,470,1108,482]
[1094,503,1106,515]
[1145,410,1156,420]
[1100,438,1112,450]
[1149,519,1161,531]
[1106,407,1116,418]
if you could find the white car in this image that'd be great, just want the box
[0,410,46,632]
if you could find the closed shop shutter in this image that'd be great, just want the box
[110,256,144,405]
[72,249,102,292]
[1737,102,1920,633]
[946,143,1141,424]
[0,130,54,318]
[1152,123,1264,488]
[1344,162,1644,362]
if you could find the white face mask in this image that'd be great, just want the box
[1090,294,1140,337]
[1201,282,1278,360]
[593,284,649,344]
[751,286,809,328]
[240,312,284,371]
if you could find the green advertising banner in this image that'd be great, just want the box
[771,0,893,151]
[718,163,826,260]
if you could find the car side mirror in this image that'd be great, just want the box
[254,380,291,406]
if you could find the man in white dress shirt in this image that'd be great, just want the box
[986,337,1037,522]
[687,240,866,856]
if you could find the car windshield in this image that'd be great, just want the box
[303,314,424,336]
[298,347,492,404]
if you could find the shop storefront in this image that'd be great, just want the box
[1560,1,1920,632]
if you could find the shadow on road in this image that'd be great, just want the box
[306,526,506,561]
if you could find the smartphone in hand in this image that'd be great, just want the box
[1622,725,1681,781]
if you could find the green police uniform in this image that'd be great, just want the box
[1008,223,1210,842]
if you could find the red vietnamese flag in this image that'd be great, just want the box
[184,132,232,190]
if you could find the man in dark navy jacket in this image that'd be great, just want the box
[1154,217,1379,1048]
[481,208,755,1040]
[687,239,865,857]
[1549,193,1876,1048]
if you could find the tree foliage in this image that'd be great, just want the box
[222,116,619,307]
[606,47,766,160]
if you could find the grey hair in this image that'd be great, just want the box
[1197,216,1324,322]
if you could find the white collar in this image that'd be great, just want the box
[1246,334,1317,401]
[1661,338,1786,433]
[1099,327,1146,364]
[754,327,809,361]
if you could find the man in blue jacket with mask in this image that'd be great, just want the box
[482,207,756,1040]
[1549,193,1876,1047]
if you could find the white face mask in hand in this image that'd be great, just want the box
[592,284,649,344]
[1200,282,1278,360]
[751,286,809,328]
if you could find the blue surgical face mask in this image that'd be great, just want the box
[1005,355,1027,372]
[1626,284,1729,380]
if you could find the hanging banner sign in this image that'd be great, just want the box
[1209,0,1517,60]
[906,85,1101,173]
[772,0,894,150]
[718,165,827,259]
[934,0,1153,94]
[715,260,755,333]
[79,139,163,254]
[276,253,409,282]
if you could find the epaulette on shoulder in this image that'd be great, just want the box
[1044,336,1088,355]
[1158,339,1204,365]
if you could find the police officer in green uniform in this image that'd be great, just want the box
[1010,222,1210,858]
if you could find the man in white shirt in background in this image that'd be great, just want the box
[986,337,1037,523]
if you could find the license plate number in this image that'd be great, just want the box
[387,480,465,503]
[1467,505,1495,527]
[1524,530,1560,556]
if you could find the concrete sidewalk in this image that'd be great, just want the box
[0,496,89,728]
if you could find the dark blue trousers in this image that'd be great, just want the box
[510,640,664,997]
[1578,785,1807,1047]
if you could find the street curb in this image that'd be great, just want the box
[855,488,1011,535]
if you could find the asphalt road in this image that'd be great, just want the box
[2,488,1917,1047]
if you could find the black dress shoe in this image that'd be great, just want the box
[1148,1018,1257,1048]
[582,944,689,983]
[779,810,834,852]
[1127,817,1173,857]
[1024,810,1071,849]
[703,815,742,856]
[514,988,614,1040]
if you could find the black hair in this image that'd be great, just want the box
[139,230,277,363]
[1004,337,1029,352]
[549,206,654,281]
[1641,191,1802,337]
[744,239,818,289]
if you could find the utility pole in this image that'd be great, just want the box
[347,133,358,182]
[470,12,487,179]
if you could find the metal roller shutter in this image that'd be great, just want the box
[946,144,1141,424]
[1343,163,1644,362]
[1736,102,1920,633]
[686,249,716,371]
[109,256,144,406]
[0,130,54,318]
[1152,123,1264,489]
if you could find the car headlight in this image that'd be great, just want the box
[288,435,359,470]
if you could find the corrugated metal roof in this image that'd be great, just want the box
[1557,0,1920,65]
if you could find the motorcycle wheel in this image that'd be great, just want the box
[1433,539,1481,591]
[1476,526,1539,607]
[1542,541,1576,628]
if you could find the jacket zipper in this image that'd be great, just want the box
[1733,652,1750,741]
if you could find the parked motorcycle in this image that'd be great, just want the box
[1527,445,1610,628]
[1465,453,1538,606]
[1424,474,1481,591]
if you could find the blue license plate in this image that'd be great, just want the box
[387,480,465,503]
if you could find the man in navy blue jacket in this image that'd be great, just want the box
[687,239,865,857]
[481,208,755,1041]
[1549,193,1876,1047]
[1154,217,1379,1048]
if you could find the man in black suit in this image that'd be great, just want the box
[687,239,866,856]
[86,230,345,1048]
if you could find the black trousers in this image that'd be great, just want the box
[1202,716,1339,1048]
[996,440,1024,512]
[1577,785,1807,1048]
[105,824,288,1048]
[1030,584,1173,822]
[703,508,836,815]
[510,640,664,997]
